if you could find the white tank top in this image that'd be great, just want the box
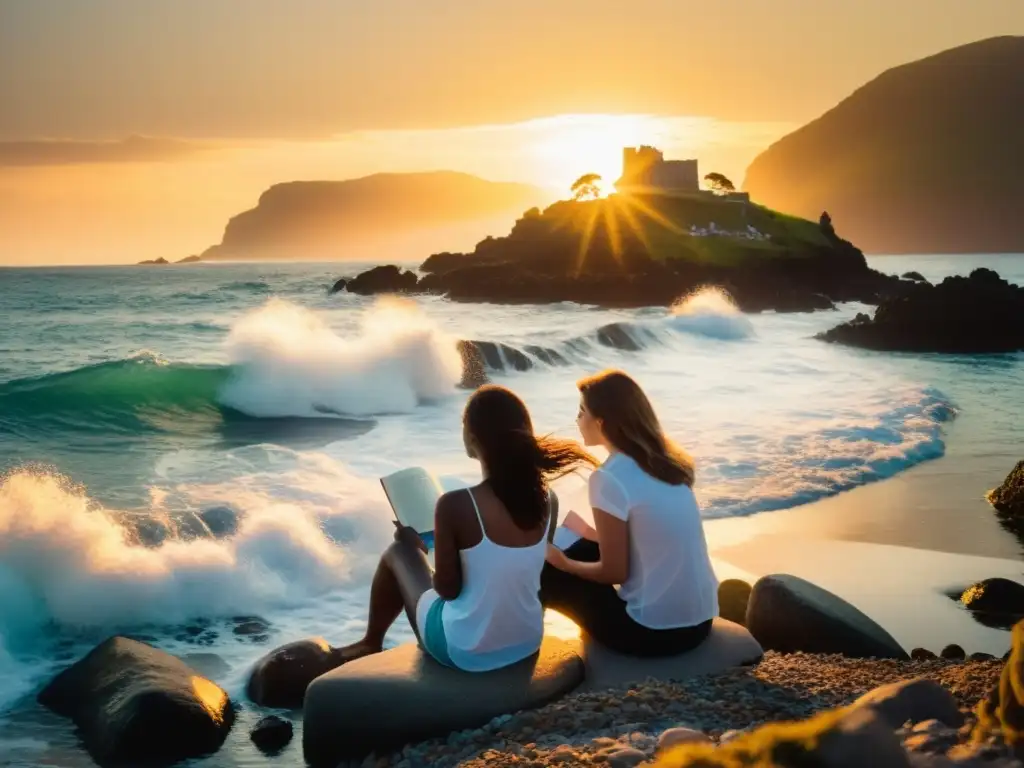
[440,488,548,672]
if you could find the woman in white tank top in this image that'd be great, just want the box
[540,369,719,657]
[337,385,596,671]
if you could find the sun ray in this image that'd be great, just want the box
[603,199,623,264]
[573,201,603,277]
[611,194,657,257]
[618,193,686,236]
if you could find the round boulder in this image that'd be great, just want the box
[718,579,752,626]
[940,644,966,660]
[246,637,343,708]
[251,715,294,754]
[746,574,908,659]
[37,637,234,764]
[960,577,1024,630]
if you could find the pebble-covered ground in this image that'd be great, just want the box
[365,653,1005,768]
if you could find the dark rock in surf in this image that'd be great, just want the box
[817,268,1024,353]
[746,574,908,659]
[718,579,753,626]
[959,578,1024,630]
[456,340,490,388]
[596,323,642,351]
[346,265,418,295]
[138,257,170,265]
[37,637,234,764]
[199,506,239,538]
[133,518,170,548]
[246,637,344,709]
[524,345,568,366]
[989,460,1024,518]
[251,715,294,754]
[459,340,533,374]
[328,277,348,295]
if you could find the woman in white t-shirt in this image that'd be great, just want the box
[541,369,719,656]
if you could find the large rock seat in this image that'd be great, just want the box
[302,637,583,765]
[576,618,763,691]
[746,573,909,659]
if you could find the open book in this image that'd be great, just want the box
[551,509,597,551]
[379,466,444,549]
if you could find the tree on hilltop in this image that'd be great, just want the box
[571,173,602,201]
[704,172,736,195]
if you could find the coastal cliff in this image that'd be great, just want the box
[743,36,1024,254]
[198,172,546,261]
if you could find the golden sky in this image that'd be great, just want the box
[1,0,1022,265]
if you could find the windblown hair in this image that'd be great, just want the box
[577,369,695,487]
[464,385,597,530]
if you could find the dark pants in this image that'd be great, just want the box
[539,539,712,657]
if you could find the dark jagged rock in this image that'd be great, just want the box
[718,579,753,626]
[246,637,343,709]
[817,268,1024,353]
[251,715,293,754]
[971,652,998,661]
[989,461,1024,517]
[901,271,928,283]
[346,264,418,295]
[960,578,1024,630]
[328,277,348,295]
[138,257,169,265]
[746,573,909,660]
[177,254,202,264]
[38,637,234,764]
[941,644,966,660]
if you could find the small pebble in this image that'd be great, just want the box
[658,727,712,751]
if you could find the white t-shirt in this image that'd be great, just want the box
[589,452,719,629]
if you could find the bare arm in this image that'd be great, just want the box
[546,507,629,584]
[431,493,463,600]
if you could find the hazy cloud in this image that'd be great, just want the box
[0,136,208,166]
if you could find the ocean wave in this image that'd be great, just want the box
[698,386,957,518]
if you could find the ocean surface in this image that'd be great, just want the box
[1,253,1023,765]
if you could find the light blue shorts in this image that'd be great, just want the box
[415,590,454,668]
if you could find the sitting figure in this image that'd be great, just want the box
[338,384,596,671]
[542,369,719,657]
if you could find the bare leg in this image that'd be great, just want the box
[336,540,433,662]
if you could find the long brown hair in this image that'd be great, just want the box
[464,385,598,530]
[577,369,695,487]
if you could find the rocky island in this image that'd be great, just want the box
[341,150,905,314]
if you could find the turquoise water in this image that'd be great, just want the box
[0,254,1022,765]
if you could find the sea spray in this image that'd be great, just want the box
[669,286,754,340]
[0,460,391,641]
[218,297,464,418]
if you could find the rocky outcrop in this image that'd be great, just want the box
[328,277,347,295]
[960,578,1024,630]
[989,461,1024,517]
[342,195,902,312]
[744,37,1024,254]
[38,637,234,764]
[137,257,169,265]
[247,637,344,709]
[817,268,1024,353]
[345,265,418,295]
[745,573,909,659]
